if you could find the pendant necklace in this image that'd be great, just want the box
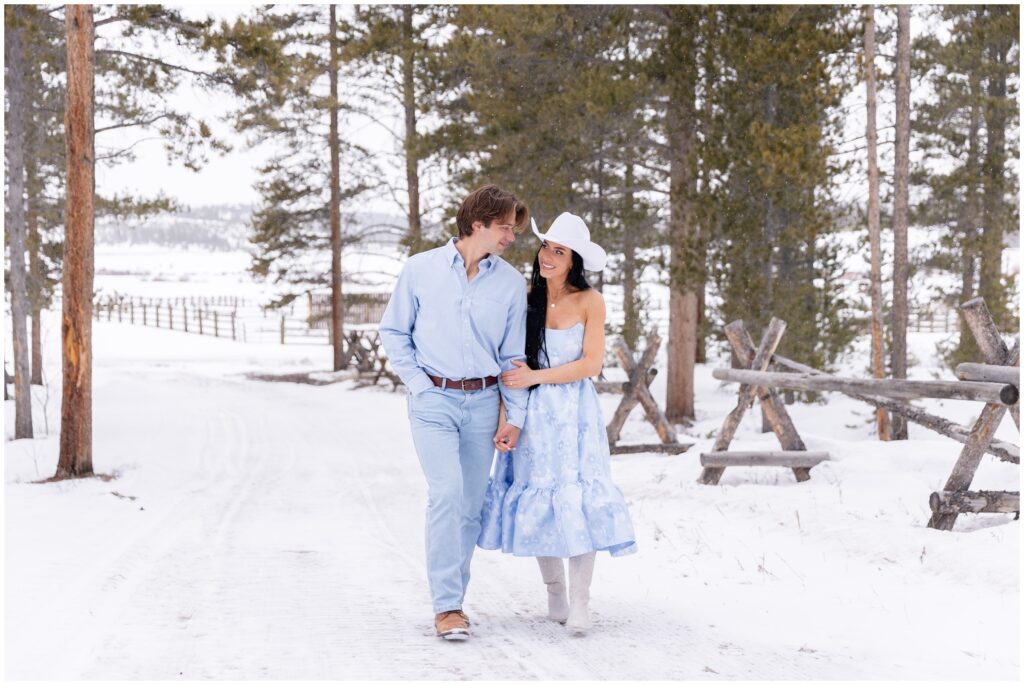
[549,286,568,309]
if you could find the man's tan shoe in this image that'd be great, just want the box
[454,609,471,626]
[435,610,470,640]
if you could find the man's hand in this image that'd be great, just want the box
[493,423,521,452]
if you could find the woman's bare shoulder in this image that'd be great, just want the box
[582,287,605,308]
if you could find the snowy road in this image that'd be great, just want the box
[5,318,1020,679]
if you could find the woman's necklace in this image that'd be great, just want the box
[548,285,570,309]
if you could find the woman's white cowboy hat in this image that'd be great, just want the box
[531,212,607,272]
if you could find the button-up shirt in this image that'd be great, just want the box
[379,237,529,428]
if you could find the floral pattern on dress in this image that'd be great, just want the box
[478,323,638,558]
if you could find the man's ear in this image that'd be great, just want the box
[470,220,484,235]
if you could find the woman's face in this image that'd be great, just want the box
[538,240,573,282]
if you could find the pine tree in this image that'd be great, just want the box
[6,5,36,439]
[890,5,911,440]
[705,6,860,378]
[436,5,651,271]
[864,4,890,439]
[7,4,228,410]
[46,4,248,477]
[649,5,701,422]
[56,2,95,477]
[913,6,1019,366]
[345,4,450,254]
[208,6,376,368]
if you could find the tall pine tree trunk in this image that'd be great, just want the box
[889,5,911,440]
[328,5,345,371]
[695,10,714,368]
[26,101,45,387]
[760,80,778,429]
[28,200,44,386]
[56,4,95,477]
[956,69,982,362]
[401,4,423,254]
[979,5,1009,329]
[665,8,698,423]
[864,4,889,439]
[5,7,35,439]
[622,163,640,351]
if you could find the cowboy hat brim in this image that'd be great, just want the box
[531,218,607,271]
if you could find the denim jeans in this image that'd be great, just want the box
[406,383,501,613]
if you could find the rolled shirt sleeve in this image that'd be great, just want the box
[378,263,435,397]
[498,279,529,428]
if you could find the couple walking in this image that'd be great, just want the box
[379,185,636,641]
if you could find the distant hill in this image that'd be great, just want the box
[95,204,408,251]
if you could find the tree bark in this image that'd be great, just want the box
[956,68,983,362]
[401,4,423,254]
[954,363,1020,385]
[56,4,95,478]
[696,12,713,368]
[622,163,640,351]
[890,5,911,439]
[665,8,698,423]
[864,5,889,440]
[5,7,35,439]
[712,368,1016,405]
[979,5,1010,330]
[770,352,1019,464]
[328,5,345,371]
[929,490,1019,515]
[700,451,829,469]
[26,79,45,387]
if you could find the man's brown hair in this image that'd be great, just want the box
[456,184,529,238]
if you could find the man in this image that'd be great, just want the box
[379,184,530,640]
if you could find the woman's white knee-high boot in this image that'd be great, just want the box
[536,556,570,623]
[566,551,596,635]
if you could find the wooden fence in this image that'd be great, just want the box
[92,294,379,344]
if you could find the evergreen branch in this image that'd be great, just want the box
[95,136,163,160]
[95,113,173,134]
[94,16,128,28]
[94,48,234,86]
[831,138,895,156]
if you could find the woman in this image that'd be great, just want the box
[478,212,637,637]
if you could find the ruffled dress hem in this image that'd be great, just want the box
[478,458,637,558]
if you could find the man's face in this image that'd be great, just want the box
[473,210,518,255]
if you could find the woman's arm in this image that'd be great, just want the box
[502,290,606,388]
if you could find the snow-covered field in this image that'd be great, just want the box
[4,239,1020,679]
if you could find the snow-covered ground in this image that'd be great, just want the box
[4,295,1019,678]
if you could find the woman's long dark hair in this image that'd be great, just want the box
[525,247,591,382]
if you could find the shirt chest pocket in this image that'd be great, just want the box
[416,288,461,332]
[470,295,508,340]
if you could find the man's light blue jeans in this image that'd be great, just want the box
[407,383,501,614]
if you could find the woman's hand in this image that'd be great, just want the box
[501,359,536,389]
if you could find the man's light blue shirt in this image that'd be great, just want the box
[379,237,530,428]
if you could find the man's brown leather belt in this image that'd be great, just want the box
[427,374,498,391]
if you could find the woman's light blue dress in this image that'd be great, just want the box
[478,323,638,558]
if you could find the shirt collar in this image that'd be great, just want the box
[446,237,494,271]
